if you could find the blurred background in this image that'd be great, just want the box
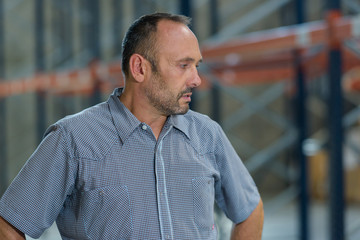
[0,0,360,239]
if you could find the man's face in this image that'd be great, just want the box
[143,20,202,116]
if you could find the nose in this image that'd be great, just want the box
[188,67,202,88]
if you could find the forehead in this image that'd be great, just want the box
[155,20,202,60]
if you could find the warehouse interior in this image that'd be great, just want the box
[1,0,360,239]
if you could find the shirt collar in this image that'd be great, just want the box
[168,113,191,140]
[108,88,142,143]
[108,88,191,142]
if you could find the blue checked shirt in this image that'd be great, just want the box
[0,88,260,239]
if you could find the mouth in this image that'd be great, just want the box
[181,92,192,102]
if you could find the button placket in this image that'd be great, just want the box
[155,128,174,240]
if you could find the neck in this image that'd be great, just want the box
[119,87,167,140]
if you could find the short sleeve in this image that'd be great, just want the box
[213,124,260,224]
[0,123,77,238]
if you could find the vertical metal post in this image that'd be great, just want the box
[327,1,344,238]
[55,0,73,65]
[295,1,309,240]
[51,0,59,66]
[179,0,192,17]
[294,50,309,240]
[210,0,221,123]
[35,0,45,74]
[79,0,90,108]
[179,0,194,33]
[210,0,219,39]
[88,0,101,105]
[64,0,75,114]
[80,0,89,55]
[53,0,74,115]
[112,0,123,57]
[64,0,73,63]
[89,0,101,60]
[0,0,7,195]
[328,48,344,240]
[35,0,46,142]
[296,0,305,23]
[51,0,70,66]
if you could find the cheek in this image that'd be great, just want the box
[164,73,183,89]
[160,67,188,90]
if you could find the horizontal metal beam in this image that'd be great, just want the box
[206,0,292,44]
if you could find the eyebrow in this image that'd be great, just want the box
[177,57,203,64]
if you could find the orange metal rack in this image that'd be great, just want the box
[0,14,359,98]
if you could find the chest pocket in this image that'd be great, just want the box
[192,177,215,229]
[80,185,132,239]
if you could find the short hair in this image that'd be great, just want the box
[121,12,191,77]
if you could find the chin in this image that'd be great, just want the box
[169,102,190,115]
[174,107,189,115]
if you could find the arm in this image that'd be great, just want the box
[230,199,264,240]
[0,216,25,240]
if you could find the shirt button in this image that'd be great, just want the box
[142,125,147,130]
[166,235,170,239]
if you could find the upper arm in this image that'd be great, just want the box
[0,216,25,240]
[230,199,264,240]
[0,124,77,238]
[213,124,261,223]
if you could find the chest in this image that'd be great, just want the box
[76,130,219,192]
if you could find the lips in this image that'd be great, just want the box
[182,92,192,101]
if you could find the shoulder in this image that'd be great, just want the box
[175,110,224,153]
[58,102,111,129]
[183,110,221,133]
[46,102,118,159]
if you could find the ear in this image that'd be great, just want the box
[129,54,147,83]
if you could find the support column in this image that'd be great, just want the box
[210,0,221,124]
[326,2,344,239]
[112,0,123,57]
[295,1,309,240]
[294,49,309,240]
[35,0,46,143]
[179,0,192,18]
[88,0,101,105]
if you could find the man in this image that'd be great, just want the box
[0,13,263,239]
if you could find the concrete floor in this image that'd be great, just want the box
[262,200,360,240]
[26,200,360,240]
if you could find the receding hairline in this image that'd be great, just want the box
[139,19,194,72]
[121,13,192,77]
[151,19,195,52]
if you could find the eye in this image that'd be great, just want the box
[180,64,188,69]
